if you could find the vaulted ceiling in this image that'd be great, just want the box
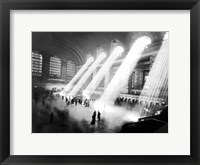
[32,32,165,65]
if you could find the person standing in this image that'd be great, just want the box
[50,112,54,124]
[97,111,101,121]
[90,111,96,125]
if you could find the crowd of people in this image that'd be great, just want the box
[61,94,102,126]
[61,95,91,107]
[33,86,104,130]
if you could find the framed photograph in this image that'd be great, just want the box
[0,0,199,164]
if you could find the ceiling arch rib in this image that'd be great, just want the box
[52,36,84,64]
[51,41,80,65]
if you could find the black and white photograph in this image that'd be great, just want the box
[32,32,168,133]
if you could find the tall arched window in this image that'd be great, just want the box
[131,72,135,88]
[66,60,76,78]
[143,70,149,86]
[49,57,61,77]
[32,51,43,76]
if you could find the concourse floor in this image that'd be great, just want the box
[32,95,139,133]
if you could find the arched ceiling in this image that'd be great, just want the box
[32,32,165,65]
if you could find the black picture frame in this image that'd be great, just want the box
[0,0,199,164]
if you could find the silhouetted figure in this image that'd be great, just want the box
[90,111,96,125]
[65,97,68,102]
[84,99,88,107]
[50,112,54,124]
[42,99,45,106]
[34,96,38,103]
[71,98,74,104]
[97,111,101,121]
[62,96,64,100]
[84,99,86,106]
